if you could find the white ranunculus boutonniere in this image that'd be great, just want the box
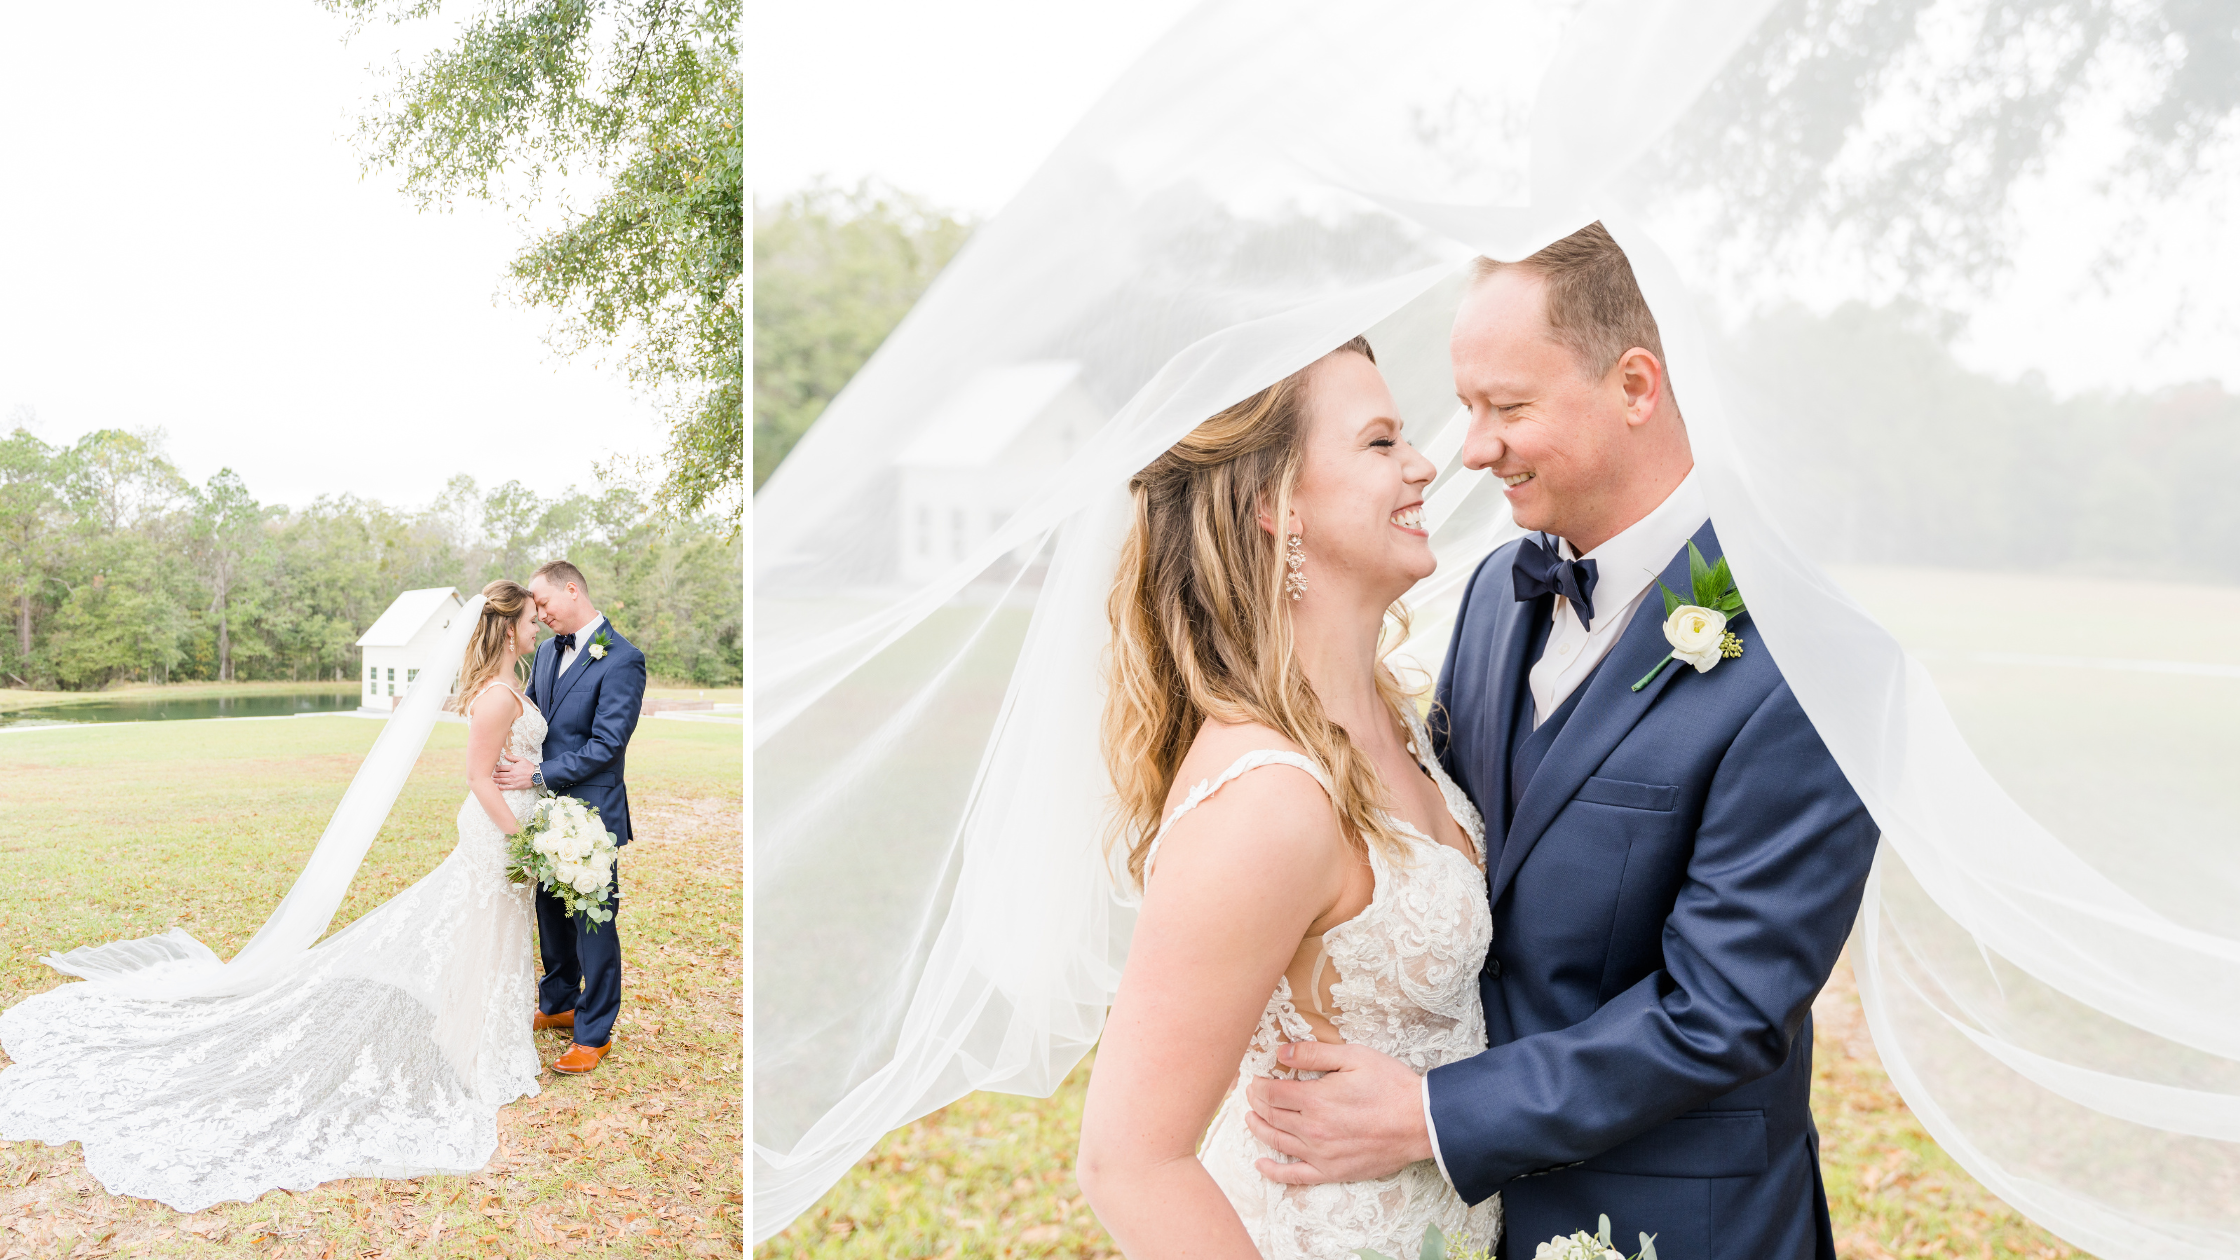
[1664,604,1729,671]
[1633,542,1746,692]
[587,628,613,660]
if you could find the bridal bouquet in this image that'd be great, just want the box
[1531,1217,1657,1260]
[505,795,620,929]
[1356,1218,1655,1260]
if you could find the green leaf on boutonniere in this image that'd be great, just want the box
[1704,554,1734,606]
[1635,543,1749,692]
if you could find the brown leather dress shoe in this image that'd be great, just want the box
[533,1009,576,1033]
[552,1041,610,1074]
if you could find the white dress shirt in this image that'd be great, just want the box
[1527,469,1708,725]
[1421,469,1708,1187]
[557,613,606,678]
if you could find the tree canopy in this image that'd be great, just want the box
[323,0,743,524]
[0,431,741,691]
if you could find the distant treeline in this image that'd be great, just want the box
[0,430,742,690]
[1727,301,2240,582]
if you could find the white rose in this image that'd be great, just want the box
[572,869,604,896]
[1533,1235,1622,1260]
[588,642,606,660]
[1663,604,1728,673]
[554,861,583,884]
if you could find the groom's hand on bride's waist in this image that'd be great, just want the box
[1242,1040,1430,1185]
[492,752,539,792]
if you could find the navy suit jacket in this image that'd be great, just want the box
[1426,523,1879,1260]
[526,622,648,845]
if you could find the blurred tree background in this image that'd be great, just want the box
[0,430,741,691]
[752,183,973,489]
[747,180,2240,584]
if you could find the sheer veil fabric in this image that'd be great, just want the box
[753,0,2240,1250]
[38,596,488,999]
[0,594,547,1210]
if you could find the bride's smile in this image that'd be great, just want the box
[1280,348,1439,607]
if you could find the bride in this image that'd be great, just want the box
[0,579,547,1211]
[1077,338,1501,1258]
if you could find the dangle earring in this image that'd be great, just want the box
[1284,534,1308,601]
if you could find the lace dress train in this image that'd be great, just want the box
[0,702,547,1211]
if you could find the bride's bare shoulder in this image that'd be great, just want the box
[1148,719,1344,883]
[1163,719,1330,815]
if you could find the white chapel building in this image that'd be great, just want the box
[356,587,467,711]
[895,361,1103,584]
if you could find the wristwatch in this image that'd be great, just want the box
[530,768,546,791]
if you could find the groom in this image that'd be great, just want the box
[495,559,647,1076]
[1244,225,1880,1258]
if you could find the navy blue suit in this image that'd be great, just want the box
[1426,523,1879,1260]
[525,620,648,1048]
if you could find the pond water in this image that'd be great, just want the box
[0,691,366,728]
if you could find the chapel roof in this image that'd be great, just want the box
[355,587,465,648]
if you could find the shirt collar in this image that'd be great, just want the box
[567,613,605,644]
[1553,468,1708,629]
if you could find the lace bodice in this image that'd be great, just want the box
[460,685,549,848]
[1162,708,1501,1260]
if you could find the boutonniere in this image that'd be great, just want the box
[1632,542,1746,692]
[587,628,613,661]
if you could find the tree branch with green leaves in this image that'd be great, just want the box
[322,0,743,527]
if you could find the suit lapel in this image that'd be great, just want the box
[1487,522,1720,908]
[538,638,562,711]
[551,635,599,711]
[1481,588,1550,868]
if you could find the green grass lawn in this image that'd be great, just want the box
[0,713,744,1257]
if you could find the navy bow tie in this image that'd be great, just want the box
[1512,535,1600,630]
[553,633,576,652]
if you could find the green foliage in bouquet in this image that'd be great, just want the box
[504,794,620,930]
[1354,1216,1656,1260]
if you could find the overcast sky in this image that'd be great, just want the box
[0,5,664,514]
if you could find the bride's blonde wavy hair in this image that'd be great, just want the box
[447,579,535,714]
[1103,337,1421,891]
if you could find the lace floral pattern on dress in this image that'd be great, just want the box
[0,690,547,1211]
[1162,709,1501,1260]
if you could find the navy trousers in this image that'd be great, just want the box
[535,860,623,1047]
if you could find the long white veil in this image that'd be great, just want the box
[39,595,487,999]
[753,0,2240,1250]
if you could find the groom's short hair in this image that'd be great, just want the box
[1471,222,1665,380]
[532,559,589,597]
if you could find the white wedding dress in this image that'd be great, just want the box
[0,683,545,1211]
[1154,709,1502,1260]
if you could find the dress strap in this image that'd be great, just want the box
[1142,750,1332,880]
[470,679,523,718]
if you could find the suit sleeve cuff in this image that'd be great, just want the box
[1423,1074,1455,1190]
